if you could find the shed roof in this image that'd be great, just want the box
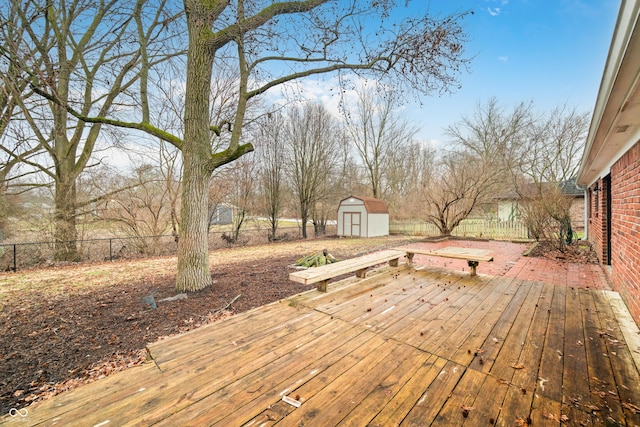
[340,196,389,214]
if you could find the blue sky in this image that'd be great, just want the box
[410,0,620,145]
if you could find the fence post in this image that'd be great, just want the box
[13,244,17,272]
[109,239,113,262]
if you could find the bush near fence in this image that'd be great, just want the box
[390,220,530,241]
[0,225,337,272]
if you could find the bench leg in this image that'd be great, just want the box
[316,280,329,292]
[388,258,399,267]
[405,252,414,267]
[356,268,368,278]
[467,260,479,276]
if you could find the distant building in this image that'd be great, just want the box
[494,179,585,230]
[209,203,235,225]
[337,196,389,238]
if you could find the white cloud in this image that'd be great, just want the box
[262,75,373,120]
[487,7,501,16]
[498,56,509,63]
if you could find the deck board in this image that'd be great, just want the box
[581,288,627,424]
[10,263,640,427]
[537,284,566,403]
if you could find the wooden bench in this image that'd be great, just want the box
[289,249,405,292]
[398,246,494,276]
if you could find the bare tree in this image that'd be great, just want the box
[312,130,350,236]
[99,165,175,254]
[445,97,533,185]
[418,98,534,234]
[517,105,590,249]
[343,84,420,199]
[444,99,590,247]
[2,0,183,261]
[0,0,48,238]
[286,103,343,238]
[523,105,590,185]
[27,0,472,291]
[256,112,286,239]
[228,156,258,242]
[388,140,435,219]
[419,151,498,235]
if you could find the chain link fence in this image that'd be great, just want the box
[0,225,337,272]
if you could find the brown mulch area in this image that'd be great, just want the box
[0,236,418,414]
[526,240,600,264]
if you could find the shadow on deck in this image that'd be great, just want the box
[8,263,640,426]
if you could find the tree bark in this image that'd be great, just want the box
[176,158,211,291]
[176,1,216,292]
[53,175,79,261]
[300,207,308,239]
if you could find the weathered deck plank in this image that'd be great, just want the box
[9,260,640,427]
[155,318,367,426]
[364,353,443,426]
[561,286,592,424]
[581,288,627,425]
[399,359,467,426]
[592,289,640,425]
[537,284,566,403]
[498,282,555,425]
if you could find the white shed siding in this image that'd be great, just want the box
[367,213,389,237]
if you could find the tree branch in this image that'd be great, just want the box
[28,84,183,149]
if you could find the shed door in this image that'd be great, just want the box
[343,212,361,237]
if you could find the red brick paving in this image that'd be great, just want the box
[397,239,610,290]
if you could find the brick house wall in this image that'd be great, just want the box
[589,140,640,323]
[588,176,608,266]
[609,140,640,322]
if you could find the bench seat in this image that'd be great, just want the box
[399,246,494,276]
[289,249,405,292]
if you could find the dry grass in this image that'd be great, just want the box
[0,235,418,303]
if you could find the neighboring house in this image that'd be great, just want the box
[494,179,585,231]
[337,196,389,238]
[576,0,640,324]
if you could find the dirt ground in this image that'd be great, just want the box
[0,235,599,415]
[0,235,423,414]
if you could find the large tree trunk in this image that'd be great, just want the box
[176,159,211,291]
[53,176,79,261]
[176,1,215,292]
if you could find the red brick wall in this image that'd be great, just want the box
[587,177,607,265]
[610,140,640,323]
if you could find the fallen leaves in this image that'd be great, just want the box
[510,363,525,370]
[543,413,569,423]
[460,404,474,418]
[622,401,640,414]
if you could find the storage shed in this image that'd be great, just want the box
[337,196,389,238]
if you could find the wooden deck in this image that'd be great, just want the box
[10,264,640,426]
